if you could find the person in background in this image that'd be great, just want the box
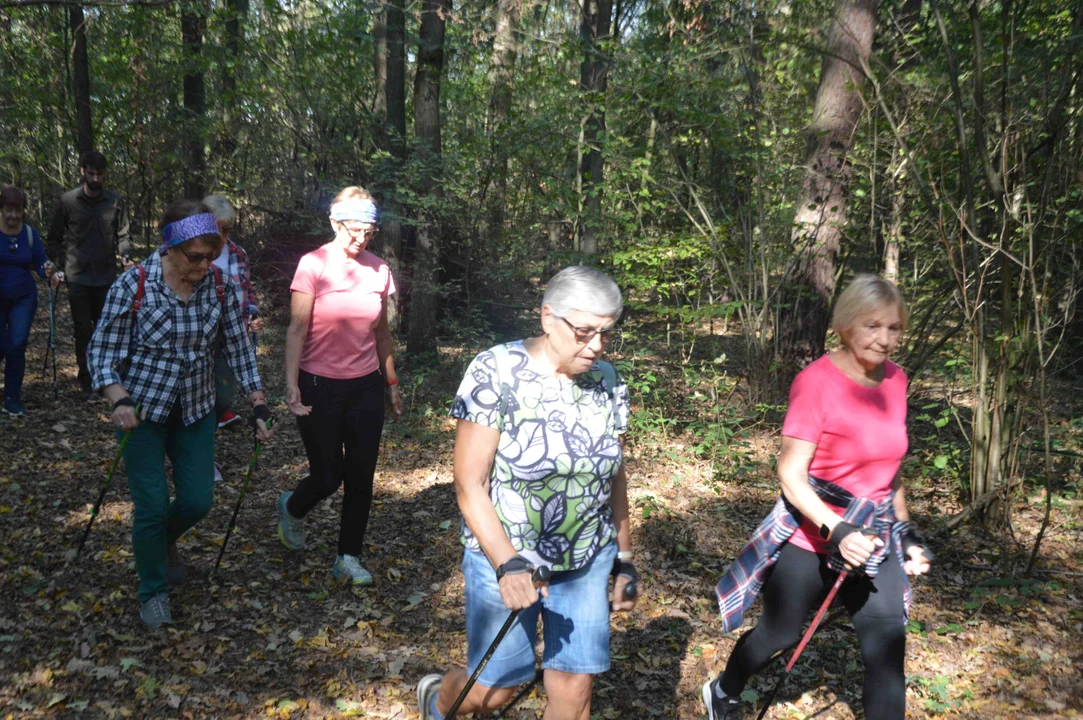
[703,275,932,720]
[277,186,401,586]
[0,185,60,416]
[203,194,263,483]
[47,151,133,400]
[87,199,275,629]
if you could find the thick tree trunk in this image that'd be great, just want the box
[69,5,93,154]
[406,0,448,353]
[777,0,878,368]
[182,0,207,198]
[575,0,613,255]
[486,0,522,249]
[373,0,407,331]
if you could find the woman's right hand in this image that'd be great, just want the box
[112,405,140,432]
[835,524,883,568]
[498,568,549,611]
[286,384,311,416]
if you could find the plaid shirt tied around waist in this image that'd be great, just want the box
[87,252,262,425]
[715,476,915,632]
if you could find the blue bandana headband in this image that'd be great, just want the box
[161,213,220,248]
[330,198,378,224]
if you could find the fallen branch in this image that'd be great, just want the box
[936,482,1021,534]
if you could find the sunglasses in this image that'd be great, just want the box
[559,317,620,345]
[180,249,218,264]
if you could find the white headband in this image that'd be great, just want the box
[330,197,377,224]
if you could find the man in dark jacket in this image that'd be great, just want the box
[48,151,133,399]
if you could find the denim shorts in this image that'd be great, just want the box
[462,541,617,688]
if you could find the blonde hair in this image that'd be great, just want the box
[831,274,908,336]
[202,194,237,227]
[332,186,374,205]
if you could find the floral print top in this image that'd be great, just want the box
[450,341,630,571]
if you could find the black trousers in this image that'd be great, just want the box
[286,369,385,557]
[720,543,907,720]
[68,282,110,390]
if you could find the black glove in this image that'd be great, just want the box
[611,559,640,600]
[899,524,934,561]
[250,403,273,429]
[495,556,534,581]
[826,520,865,550]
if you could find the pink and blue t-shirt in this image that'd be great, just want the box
[782,354,909,554]
[290,244,396,379]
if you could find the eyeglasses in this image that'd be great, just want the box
[180,249,218,264]
[336,222,376,238]
[559,317,620,345]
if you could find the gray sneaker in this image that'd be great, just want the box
[417,673,443,720]
[277,491,305,550]
[332,555,373,586]
[165,541,185,586]
[140,594,175,631]
[702,678,743,720]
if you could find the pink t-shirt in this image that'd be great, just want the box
[290,244,396,379]
[782,355,909,554]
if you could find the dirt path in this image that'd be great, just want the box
[1,284,1080,719]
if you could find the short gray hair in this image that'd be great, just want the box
[831,274,909,336]
[542,266,623,320]
[202,194,237,227]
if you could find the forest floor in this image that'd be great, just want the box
[1,252,1081,719]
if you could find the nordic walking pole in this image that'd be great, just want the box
[213,416,276,574]
[48,285,58,396]
[492,576,639,717]
[73,405,141,560]
[754,567,848,720]
[448,566,551,719]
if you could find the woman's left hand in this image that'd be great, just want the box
[611,573,638,612]
[903,545,932,576]
[254,418,276,443]
[386,385,402,420]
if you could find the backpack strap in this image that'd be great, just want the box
[490,343,513,432]
[132,264,146,313]
[596,360,621,431]
[211,265,225,305]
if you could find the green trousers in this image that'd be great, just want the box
[120,402,216,602]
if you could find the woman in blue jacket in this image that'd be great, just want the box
[0,186,59,416]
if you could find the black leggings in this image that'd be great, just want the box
[286,369,385,557]
[720,543,906,720]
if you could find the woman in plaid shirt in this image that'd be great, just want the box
[88,199,276,630]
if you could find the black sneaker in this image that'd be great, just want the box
[702,678,742,720]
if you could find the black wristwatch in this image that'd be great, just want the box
[495,556,533,581]
[819,523,832,540]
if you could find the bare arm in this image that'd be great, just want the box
[454,418,546,609]
[284,291,314,416]
[374,301,401,419]
[609,452,638,611]
[778,436,882,566]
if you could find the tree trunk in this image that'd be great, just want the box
[575,0,613,255]
[486,0,522,249]
[406,0,449,353]
[220,0,248,156]
[182,0,207,198]
[373,0,406,331]
[777,0,878,368]
[69,5,93,154]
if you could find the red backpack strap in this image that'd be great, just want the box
[131,264,146,313]
[211,265,225,305]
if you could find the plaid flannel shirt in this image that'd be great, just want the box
[715,476,914,632]
[223,240,259,325]
[87,252,262,425]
